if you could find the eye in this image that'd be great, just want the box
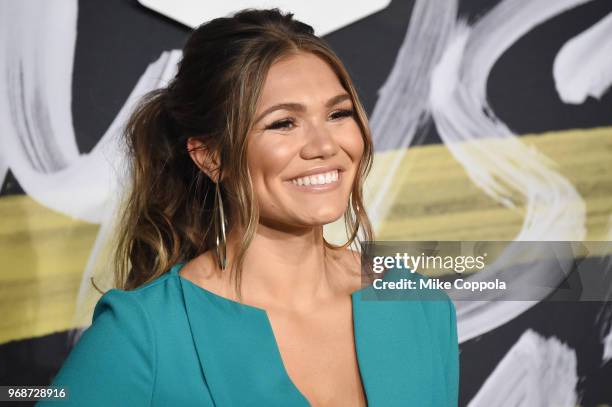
[329,108,355,120]
[265,118,295,131]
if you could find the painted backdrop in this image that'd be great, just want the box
[1,0,611,405]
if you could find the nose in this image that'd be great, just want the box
[300,121,340,159]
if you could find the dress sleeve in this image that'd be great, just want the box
[445,298,460,407]
[36,289,156,406]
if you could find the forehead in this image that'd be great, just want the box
[257,51,346,107]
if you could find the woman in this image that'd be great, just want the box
[38,8,458,407]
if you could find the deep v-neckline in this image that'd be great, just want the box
[171,262,369,406]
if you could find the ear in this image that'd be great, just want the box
[187,137,222,183]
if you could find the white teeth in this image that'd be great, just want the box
[290,170,339,187]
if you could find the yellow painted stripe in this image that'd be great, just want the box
[0,195,100,343]
[1,126,611,344]
[363,126,612,241]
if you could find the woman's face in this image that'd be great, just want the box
[247,51,364,230]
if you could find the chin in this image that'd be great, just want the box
[304,208,346,225]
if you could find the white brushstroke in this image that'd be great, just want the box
[451,242,583,343]
[0,1,179,224]
[73,50,183,326]
[0,0,78,197]
[603,324,612,364]
[0,153,7,190]
[0,0,80,170]
[468,329,578,407]
[430,22,585,239]
[554,11,612,104]
[430,0,588,238]
[137,0,391,37]
[596,248,612,364]
[428,0,590,341]
[0,0,95,221]
[363,0,457,233]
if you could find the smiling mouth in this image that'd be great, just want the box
[289,169,340,187]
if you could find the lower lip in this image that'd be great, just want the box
[285,171,343,193]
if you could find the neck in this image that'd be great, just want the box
[222,222,344,312]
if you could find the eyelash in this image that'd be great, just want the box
[265,109,355,131]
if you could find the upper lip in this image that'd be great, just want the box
[287,165,344,181]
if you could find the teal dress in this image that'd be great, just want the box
[37,263,459,406]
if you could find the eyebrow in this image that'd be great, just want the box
[253,93,352,124]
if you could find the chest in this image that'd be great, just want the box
[265,301,367,407]
[176,273,450,406]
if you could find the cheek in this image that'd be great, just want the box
[246,138,296,189]
[340,122,365,161]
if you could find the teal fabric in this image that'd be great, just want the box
[37,264,459,406]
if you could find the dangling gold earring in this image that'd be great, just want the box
[215,181,227,270]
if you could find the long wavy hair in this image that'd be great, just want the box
[108,8,375,295]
